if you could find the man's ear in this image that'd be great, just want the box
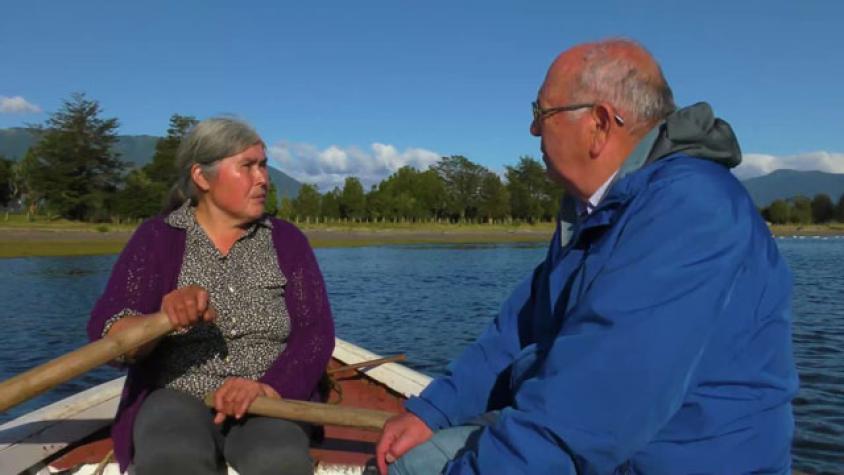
[588,104,613,158]
[191,164,211,192]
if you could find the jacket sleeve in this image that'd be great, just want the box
[259,225,335,400]
[88,220,163,342]
[405,269,536,430]
[444,172,754,474]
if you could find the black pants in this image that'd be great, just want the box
[133,388,313,475]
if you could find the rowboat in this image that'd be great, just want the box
[0,338,432,475]
[0,340,812,475]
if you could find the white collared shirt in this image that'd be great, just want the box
[578,170,619,217]
[560,171,619,249]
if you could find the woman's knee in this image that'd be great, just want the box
[231,445,313,475]
[133,389,221,474]
[225,417,313,475]
[134,433,221,474]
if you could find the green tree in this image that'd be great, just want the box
[811,193,834,223]
[789,196,812,224]
[0,156,12,207]
[15,149,43,216]
[764,199,790,224]
[374,167,444,221]
[113,169,164,220]
[264,182,279,216]
[278,196,295,221]
[541,177,564,220]
[321,187,341,219]
[340,177,366,220]
[26,93,124,220]
[433,155,486,221]
[292,184,321,221]
[145,114,198,185]
[836,194,844,223]
[478,172,511,222]
[365,185,388,221]
[415,169,447,219]
[506,156,548,222]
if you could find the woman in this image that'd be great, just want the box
[87,117,334,474]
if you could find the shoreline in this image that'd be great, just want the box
[0,223,842,259]
[0,225,555,259]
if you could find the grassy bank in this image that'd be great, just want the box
[0,218,556,259]
[768,223,844,236]
[0,239,129,258]
[0,213,137,232]
[1,216,842,259]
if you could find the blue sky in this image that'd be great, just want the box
[1,0,842,189]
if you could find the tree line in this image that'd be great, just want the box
[0,93,563,224]
[0,93,200,222]
[3,93,842,227]
[276,154,562,224]
[760,194,844,225]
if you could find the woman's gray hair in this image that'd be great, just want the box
[164,117,264,213]
[569,39,676,132]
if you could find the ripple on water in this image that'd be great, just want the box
[0,240,842,472]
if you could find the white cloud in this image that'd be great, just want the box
[268,141,441,191]
[733,151,844,180]
[0,96,42,114]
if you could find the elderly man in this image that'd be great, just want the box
[375,39,798,474]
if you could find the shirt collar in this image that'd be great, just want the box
[165,200,273,232]
[577,170,619,217]
[575,125,662,217]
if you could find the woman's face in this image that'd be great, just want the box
[198,143,269,226]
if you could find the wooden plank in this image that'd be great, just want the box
[0,377,123,474]
[333,338,431,398]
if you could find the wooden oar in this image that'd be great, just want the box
[0,311,398,431]
[0,312,173,413]
[203,394,395,431]
[327,354,407,375]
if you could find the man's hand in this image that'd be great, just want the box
[161,285,217,330]
[375,412,433,475]
[212,377,279,424]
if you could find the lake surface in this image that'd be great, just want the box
[0,237,841,473]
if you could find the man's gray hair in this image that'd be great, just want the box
[164,117,264,212]
[570,39,676,131]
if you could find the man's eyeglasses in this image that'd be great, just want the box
[531,101,625,126]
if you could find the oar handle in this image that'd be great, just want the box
[327,354,407,375]
[0,312,173,413]
[204,394,396,431]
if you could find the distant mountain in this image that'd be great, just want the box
[0,127,302,198]
[0,128,38,161]
[741,169,844,207]
[0,127,160,167]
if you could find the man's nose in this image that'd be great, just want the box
[530,119,541,137]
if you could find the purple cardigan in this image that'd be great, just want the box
[87,215,335,472]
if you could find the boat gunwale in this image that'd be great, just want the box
[0,338,430,474]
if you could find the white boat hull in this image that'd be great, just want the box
[1,338,431,474]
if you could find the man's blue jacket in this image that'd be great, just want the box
[405,103,799,474]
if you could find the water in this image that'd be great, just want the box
[0,238,841,473]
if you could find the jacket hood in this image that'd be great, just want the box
[557,102,741,231]
[646,102,741,168]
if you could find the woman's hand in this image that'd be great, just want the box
[212,377,280,424]
[103,286,215,362]
[161,285,217,330]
